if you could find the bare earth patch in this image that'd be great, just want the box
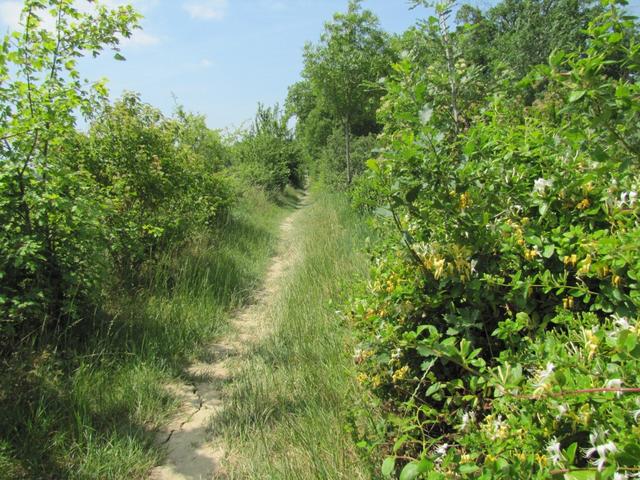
[148,197,305,480]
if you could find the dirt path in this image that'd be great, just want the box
[149,196,306,480]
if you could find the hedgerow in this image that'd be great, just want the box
[0,1,302,351]
[350,1,640,478]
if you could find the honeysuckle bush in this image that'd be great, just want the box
[350,1,640,478]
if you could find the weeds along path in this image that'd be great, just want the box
[149,193,307,480]
[213,192,372,479]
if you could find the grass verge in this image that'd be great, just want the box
[0,187,292,480]
[216,189,373,479]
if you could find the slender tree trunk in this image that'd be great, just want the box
[344,119,352,185]
[438,5,459,135]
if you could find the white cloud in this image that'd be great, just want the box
[121,29,161,47]
[199,58,213,67]
[183,0,228,21]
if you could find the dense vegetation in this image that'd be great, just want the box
[297,0,640,478]
[0,1,302,477]
[2,0,639,478]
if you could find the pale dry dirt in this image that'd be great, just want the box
[148,196,305,480]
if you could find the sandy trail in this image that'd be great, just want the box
[149,196,306,480]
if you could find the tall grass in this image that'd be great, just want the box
[0,187,291,480]
[216,190,374,479]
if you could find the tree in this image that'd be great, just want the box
[0,0,140,341]
[301,0,390,184]
[232,104,302,192]
[455,0,602,78]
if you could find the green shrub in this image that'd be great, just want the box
[80,93,234,280]
[231,104,303,193]
[352,2,640,478]
[317,130,379,190]
[0,1,139,347]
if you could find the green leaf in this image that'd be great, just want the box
[114,52,126,61]
[564,471,596,480]
[425,382,441,397]
[543,245,555,258]
[374,207,393,219]
[382,457,396,477]
[568,90,586,103]
[400,462,421,480]
[548,49,564,67]
[405,185,422,203]
[539,202,549,217]
[565,443,578,464]
[417,345,437,358]
[608,32,623,43]
[367,159,380,173]
[459,465,480,474]
[399,460,430,480]
[619,443,640,466]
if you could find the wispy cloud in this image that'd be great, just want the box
[199,58,213,68]
[122,29,161,47]
[183,0,228,21]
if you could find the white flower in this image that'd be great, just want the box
[435,443,449,456]
[605,378,624,398]
[614,315,631,330]
[619,192,628,207]
[533,362,555,389]
[614,473,628,480]
[617,191,638,208]
[419,104,434,125]
[584,430,617,472]
[534,178,554,195]
[391,348,402,360]
[542,362,555,376]
[488,415,508,441]
[470,259,478,274]
[546,437,565,465]
[633,398,640,423]
[555,403,569,420]
[460,410,476,431]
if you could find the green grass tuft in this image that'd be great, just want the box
[216,189,374,480]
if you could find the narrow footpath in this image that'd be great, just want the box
[149,194,307,480]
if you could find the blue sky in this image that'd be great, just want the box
[1,0,638,131]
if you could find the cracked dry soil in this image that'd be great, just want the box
[148,198,305,480]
